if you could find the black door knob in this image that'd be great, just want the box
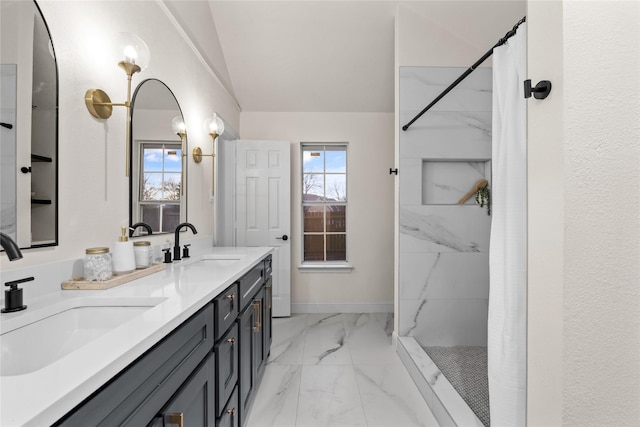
[276,234,288,241]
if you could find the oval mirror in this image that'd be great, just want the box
[129,79,186,237]
[0,0,59,249]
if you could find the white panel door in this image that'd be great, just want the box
[236,140,291,317]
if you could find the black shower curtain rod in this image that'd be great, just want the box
[402,16,527,131]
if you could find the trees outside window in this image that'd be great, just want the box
[139,143,182,233]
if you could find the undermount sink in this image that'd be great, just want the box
[201,253,244,265]
[0,296,166,376]
[181,253,246,268]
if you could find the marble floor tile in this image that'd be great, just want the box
[343,313,400,365]
[297,365,368,427]
[244,364,301,427]
[355,363,440,427]
[268,314,308,365]
[246,314,439,427]
[303,313,352,365]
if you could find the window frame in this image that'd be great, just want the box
[299,142,352,272]
[137,141,183,234]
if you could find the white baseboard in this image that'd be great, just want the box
[291,302,393,314]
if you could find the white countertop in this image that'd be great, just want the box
[0,246,273,427]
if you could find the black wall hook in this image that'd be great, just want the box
[524,79,552,99]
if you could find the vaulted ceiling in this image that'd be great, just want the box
[164,1,526,114]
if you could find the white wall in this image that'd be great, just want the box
[240,112,394,310]
[1,1,239,273]
[526,1,564,424]
[528,1,640,425]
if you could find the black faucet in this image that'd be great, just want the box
[130,222,153,237]
[174,223,197,261]
[1,232,23,261]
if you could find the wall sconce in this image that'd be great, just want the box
[84,33,150,176]
[171,116,187,196]
[193,113,225,196]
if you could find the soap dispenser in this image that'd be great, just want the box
[112,226,135,275]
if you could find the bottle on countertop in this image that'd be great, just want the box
[112,226,136,275]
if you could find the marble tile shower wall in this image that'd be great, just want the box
[399,67,492,347]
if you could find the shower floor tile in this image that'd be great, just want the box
[423,346,489,426]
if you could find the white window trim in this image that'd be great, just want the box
[298,262,353,273]
[135,140,184,234]
[300,142,350,267]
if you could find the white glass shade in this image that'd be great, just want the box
[171,116,186,135]
[204,113,225,137]
[113,32,150,71]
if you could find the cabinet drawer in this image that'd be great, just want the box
[215,323,239,417]
[55,304,214,427]
[156,352,215,427]
[214,283,239,341]
[263,255,272,278]
[239,263,264,310]
[216,386,239,427]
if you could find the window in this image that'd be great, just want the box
[302,144,347,263]
[138,142,182,233]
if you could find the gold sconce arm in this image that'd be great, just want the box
[193,117,222,196]
[177,133,186,196]
[84,33,149,177]
[192,147,216,195]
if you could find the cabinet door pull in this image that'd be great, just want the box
[227,408,237,415]
[227,337,236,344]
[266,285,272,310]
[226,292,235,310]
[167,413,184,427]
[252,301,262,332]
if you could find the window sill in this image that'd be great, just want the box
[298,263,354,273]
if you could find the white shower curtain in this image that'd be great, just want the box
[488,23,527,426]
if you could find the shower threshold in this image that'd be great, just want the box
[396,336,485,427]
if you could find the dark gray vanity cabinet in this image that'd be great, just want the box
[153,352,216,426]
[54,304,214,427]
[216,386,239,427]
[214,323,239,417]
[237,255,272,426]
[238,295,258,424]
[54,255,272,427]
[262,255,273,369]
[263,276,273,359]
[238,261,264,310]
[214,283,238,340]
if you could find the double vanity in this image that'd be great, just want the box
[1,246,273,427]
